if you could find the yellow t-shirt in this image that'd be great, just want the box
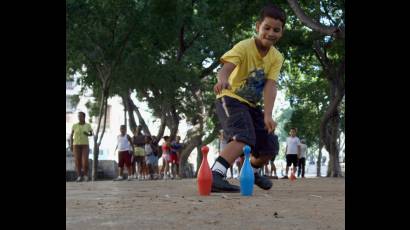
[72,123,93,145]
[217,37,284,107]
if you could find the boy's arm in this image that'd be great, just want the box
[263,79,277,133]
[114,136,118,152]
[127,135,135,153]
[297,145,301,158]
[213,62,236,94]
[70,129,74,151]
[83,125,93,136]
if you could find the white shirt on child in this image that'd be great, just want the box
[117,135,131,151]
[286,136,300,155]
[299,143,307,158]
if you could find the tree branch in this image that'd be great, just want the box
[199,60,220,79]
[112,20,138,68]
[312,40,330,73]
[287,0,344,39]
[177,24,185,62]
[98,94,109,146]
[185,32,201,51]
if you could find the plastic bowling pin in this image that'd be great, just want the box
[240,145,254,196]
[197,145,212,195]
[290,168,296,181]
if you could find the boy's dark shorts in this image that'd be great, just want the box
[215,96,275,159]
[286,154,298,167]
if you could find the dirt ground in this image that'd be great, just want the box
[66,177,344,230]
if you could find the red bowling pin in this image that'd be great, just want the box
[197,145,212,195]
[290,168,296,181]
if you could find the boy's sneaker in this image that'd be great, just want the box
[114,176,123,181]
[281,176,288,179]
[211,171,240,193]
[138,175,143,180]
[254,173,272,190]
[83,176,89,182]
[75,176,82,182]
[127,176,133,181]
[272,175,279,179]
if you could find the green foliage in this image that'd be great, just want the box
[67,0,344,160]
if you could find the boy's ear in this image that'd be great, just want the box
[255,21,261,33]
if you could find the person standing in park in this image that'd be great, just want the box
[114,125,135,181]
[70,112,93,182]
[170,136,183,179]
[144,135,159,180]
[161,136,172,179]
[297,139,308,178]
[282,127,301,179]
[132,125,146,180]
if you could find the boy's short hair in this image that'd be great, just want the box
[290,127,297,131]
[78,111,86,117]
[120,125,126,129]
[259,3,286,27]
[163,136,170,141]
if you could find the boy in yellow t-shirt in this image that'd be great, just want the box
[211,3,285,192]
[70,112,93,182]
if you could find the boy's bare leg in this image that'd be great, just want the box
[250,155,271,168]
[218,141,245,164]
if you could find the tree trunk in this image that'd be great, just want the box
[92,85,109,181]
[126,93,151,136]
[326,113,342,177]
[178,134,202,178]
[321,70,344,178]
[317,141,323,177]
[168,104,180,141]
[156,112,166,140]
[124,108,127,128]
[124,91,137,133]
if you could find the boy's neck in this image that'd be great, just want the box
[254,38,270,56]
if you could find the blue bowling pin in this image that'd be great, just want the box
[240,145,254,196]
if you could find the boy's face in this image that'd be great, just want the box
[78,113,85,123]
[120,127,126,135]
[290,129,296,137]
[256,17,284,48]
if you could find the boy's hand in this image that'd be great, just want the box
[213,79,230,95]
[264,116,277,134]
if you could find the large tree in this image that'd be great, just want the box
[66,0,144,180]
[282,0,345,177]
